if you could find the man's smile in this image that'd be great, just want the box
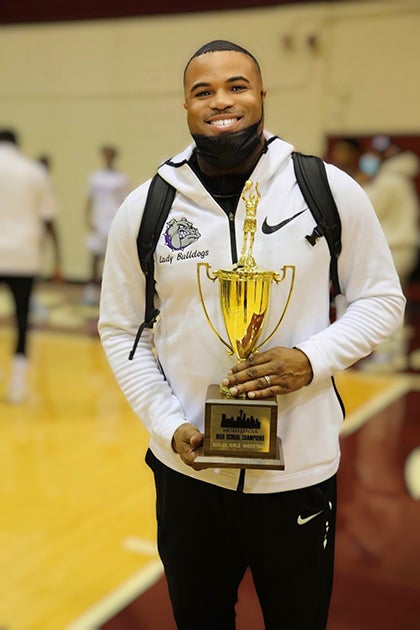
[206,116,242,131]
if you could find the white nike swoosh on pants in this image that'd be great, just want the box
[297,510,324,525]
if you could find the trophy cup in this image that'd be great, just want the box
[195,181,295,469]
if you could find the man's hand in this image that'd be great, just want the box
[172,423,204,469]
[221,347,313,399]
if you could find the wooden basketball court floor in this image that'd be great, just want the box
[0,283,419,629]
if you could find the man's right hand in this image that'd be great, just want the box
[172,423,204,469]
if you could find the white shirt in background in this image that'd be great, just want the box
[0,142,58,275]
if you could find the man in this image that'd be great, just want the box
[0,129,61,403]
[99,41,405,629]
[83,144,130,304]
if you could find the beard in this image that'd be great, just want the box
[192,116,264,171]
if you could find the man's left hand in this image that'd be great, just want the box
[221,346,313,399]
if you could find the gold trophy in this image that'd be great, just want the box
[195,181,295,469]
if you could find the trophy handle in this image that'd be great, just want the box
[253,265,296,353]
[197,263,233,354]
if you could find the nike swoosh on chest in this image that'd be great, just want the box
[262,209,307,234]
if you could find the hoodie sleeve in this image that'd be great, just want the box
[296,164,406,383]
[98,185,189,451]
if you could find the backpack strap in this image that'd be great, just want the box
[292,151,342,297]
[129,173,175,360]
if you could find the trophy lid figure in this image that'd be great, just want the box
[238,180,260,268]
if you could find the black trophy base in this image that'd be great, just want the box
[194,436,285,470]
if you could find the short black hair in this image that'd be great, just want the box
[184,40,261,80]
[101,145,118,155]
[335,137,362,152]
[0,129,18,144]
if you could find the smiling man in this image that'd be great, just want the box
[99,41,405,629]
[183,42,266,175]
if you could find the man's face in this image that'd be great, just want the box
[330,142,358,173]
[183,51,266,138]
[102,147,116,165]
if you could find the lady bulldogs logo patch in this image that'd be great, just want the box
[164,217,201,251]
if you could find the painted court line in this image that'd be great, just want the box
[123,536,159,556]
[67,558,163,630]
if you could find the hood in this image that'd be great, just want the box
[380,151,419,179]
[157,131,295,207]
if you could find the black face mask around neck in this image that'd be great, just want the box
[192,118,264,171]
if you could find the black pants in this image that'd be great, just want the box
[0,275,34,355]
[146,450,336,630]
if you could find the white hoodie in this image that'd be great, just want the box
[99,134,405,493]
[364,151,420,281]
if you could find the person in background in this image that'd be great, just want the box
[99,41,405,629]
[0,129,61,403]
[26,153,63,325]
[36,153,62,276]
[359,136,419,370]
[361,136,419,286]
[329,137,369,186]
[83,145,130,304]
